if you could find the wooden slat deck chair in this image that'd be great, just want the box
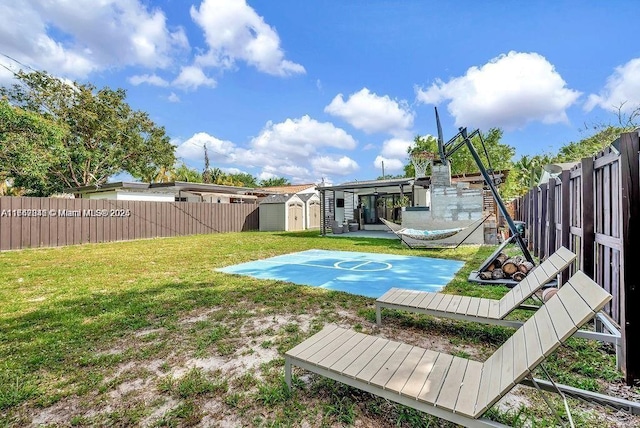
[285,271,612,427]
[377,244,622,371]
[375,246,576,328]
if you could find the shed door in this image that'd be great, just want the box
[288,202,304,231]
[309,200,320,228]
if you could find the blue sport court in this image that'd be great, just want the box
[216,249,465,298]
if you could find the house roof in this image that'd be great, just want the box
[317,177,415,192]
[297,193,318,202]
[256,183,316,194]
[259,194,301,204]
[66,181,255,195]
[316,170,509,193]
[197,191,257,200]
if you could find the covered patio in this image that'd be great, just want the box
[316,177,430,236]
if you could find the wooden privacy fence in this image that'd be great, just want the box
[0,197,259,251]
[512,130,639,385]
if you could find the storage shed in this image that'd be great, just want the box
[259,194,305,231]
[298,193,321,229]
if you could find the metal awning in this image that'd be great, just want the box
[196,191,258,200]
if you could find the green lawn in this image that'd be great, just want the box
[0,231,630,427]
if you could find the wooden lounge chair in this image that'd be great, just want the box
[285,271,612,427]
[375,246,576,328]
[377,245,622,371]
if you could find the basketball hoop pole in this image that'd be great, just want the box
[436,106,446,165]
[434,108,533,264]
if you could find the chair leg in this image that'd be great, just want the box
[285,357,292,389]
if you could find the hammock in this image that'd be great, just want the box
[380,216,488,247]
[394,226,463,240]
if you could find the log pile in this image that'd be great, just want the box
[477,252,534,282]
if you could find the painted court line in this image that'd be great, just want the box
[334,261,392,271]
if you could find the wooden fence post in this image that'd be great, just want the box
[559,170,571,284]
[546,179,556,259]
[527,189,534,251]
[532,187,540,257]
[581,157,595,279]
[537,184,548,260]
[619,131,640,385]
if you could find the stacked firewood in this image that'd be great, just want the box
[478,252,534,282]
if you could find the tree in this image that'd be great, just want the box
[173,163,202,182]
[502,121,637,199]
[501,153,554,200]
[139,165,176,183]
[556,125,627,162]
[229,172,258,188]
[403,134,438,178]
[0,99,66,195]
[259,177,291,187]
[211,168,241,186]
[0,70,176,195]
[376,173,406,180]
[404,128,514,178]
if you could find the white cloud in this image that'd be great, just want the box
[257,165,311,184]
[223,167,245,175]
[251,115,357,158]
[275,164,312,179]
[380,137,413,159]
[374,156,404,173]
[0,0,188,79]
[173,115,357,182]
[311,156,359,176]
[257,171,278,181]
[129,74,170,87]
[367,137,414,174]
[173,66,217,90]
[585,58,640,113]
[175,132,236,162]
[416,51,581,130]
[190,0,305,76]
[168,92,181,103]
[325,88,415,134]
[0,0,303,90]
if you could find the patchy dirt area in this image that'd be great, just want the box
[13,306,640,427]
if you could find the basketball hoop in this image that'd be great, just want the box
[410,151,434,178]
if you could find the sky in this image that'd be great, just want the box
[1,0,639,186]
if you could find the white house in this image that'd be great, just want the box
[67,181,258,204]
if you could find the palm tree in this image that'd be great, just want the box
[259,177,291,187]
[174,163,202,182]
